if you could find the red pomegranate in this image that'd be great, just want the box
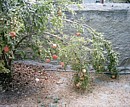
[45,59,51,63]
[9,31,16,38]
[60,62,64,67]
[4,46,10,53]
[52,55,58,60]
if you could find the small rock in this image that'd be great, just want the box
[35,78,40,82]
[56,80,63,84]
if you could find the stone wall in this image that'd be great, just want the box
[66,3,130,62]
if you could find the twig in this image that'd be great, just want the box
[43,32,62,41]
[15,35,29,49]
[63,19,94,31]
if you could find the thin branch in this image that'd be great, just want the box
[15,31,63,50]
[43,32,63,41]
[15,35,29,49]
[63,19,94,31]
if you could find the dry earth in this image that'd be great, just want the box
[0,61,130,107]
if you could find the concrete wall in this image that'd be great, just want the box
[83,0,98,3]
[82,0,128,3]
[66,4,130,62]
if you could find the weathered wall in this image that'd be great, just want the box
[66,4,130,62]
[82,0,128,3]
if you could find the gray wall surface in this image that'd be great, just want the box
[83,0,98,3]
[66,3,130,62]
[81,0,128,3]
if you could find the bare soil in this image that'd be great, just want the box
[0,62,130,107]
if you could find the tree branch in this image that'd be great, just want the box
[15,35,30,49]
[43,32,63,41]
[63,19,94,31]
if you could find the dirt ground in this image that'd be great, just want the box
[0,62,130,107]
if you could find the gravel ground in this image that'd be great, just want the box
[0,61,130,107]
[38,72,130,107]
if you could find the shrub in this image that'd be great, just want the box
[0,0,119,90]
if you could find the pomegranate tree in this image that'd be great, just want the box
[0,0,119,90]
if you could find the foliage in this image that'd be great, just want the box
[105,42,119,76]
[0,0,72,69]
[58,29,118,89]
[0,60,10,73]
[0,0,73,88]
[0,0,119,90]
[73,69,90,90]
[90,30,119,75]
[59,36,91,70]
